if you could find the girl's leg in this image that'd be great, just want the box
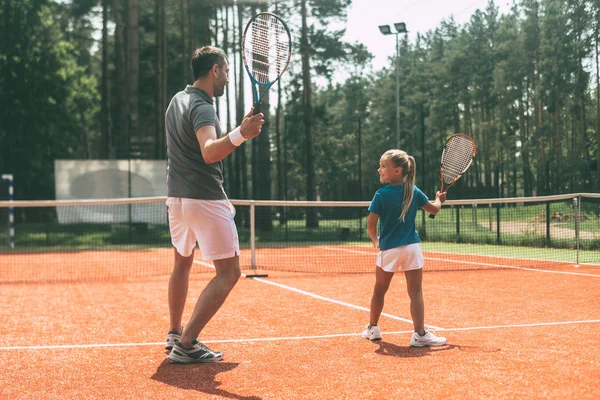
[404,268,425,335]
[369,266,395,326]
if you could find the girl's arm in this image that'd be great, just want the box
[367,212,379,249]
[421,191,447,215]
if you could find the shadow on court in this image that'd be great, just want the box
[374,341,501,358]
[151,359,262,400]
[374,341,456,358]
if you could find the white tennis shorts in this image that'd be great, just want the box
[166,197,239,260]
[376,243,424,273]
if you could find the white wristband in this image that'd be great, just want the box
[228,127,246,146]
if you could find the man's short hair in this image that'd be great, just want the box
[190,46,228,80]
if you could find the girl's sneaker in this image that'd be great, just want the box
[410,331,446,347]
[362,324,382,341]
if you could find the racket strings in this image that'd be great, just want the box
[440,137,475,184]
[244,14,290,84]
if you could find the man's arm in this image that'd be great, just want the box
[196,108,264,164]
[196,125,237,164]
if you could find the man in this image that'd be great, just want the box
[164,46,264,363]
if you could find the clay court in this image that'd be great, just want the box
[2,248,599,399]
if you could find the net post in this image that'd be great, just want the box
[1,174,14,249]
[246,200,267,278]
[574,196,580,267]
[456,205,461,240]
[545,201,551,246]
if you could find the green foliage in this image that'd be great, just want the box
[1,0,599,203]
[0,1,100,200]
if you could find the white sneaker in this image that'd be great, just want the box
[362,324,382,341]
[410,331,446,347]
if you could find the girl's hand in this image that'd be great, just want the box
[436,191,447,203]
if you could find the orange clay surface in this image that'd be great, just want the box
[1,245,590,284]
[1,265,600,399]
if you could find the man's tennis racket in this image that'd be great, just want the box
[242,12,292,115]
[429,133,477,219]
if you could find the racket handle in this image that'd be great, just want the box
[428,213,436,219]
[253,103,261,115]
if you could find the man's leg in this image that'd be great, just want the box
[168,248,195,333]
[178,255,241,347]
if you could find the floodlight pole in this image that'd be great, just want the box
[395,32,400,149]
[379,22,407,149]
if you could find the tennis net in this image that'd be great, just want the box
[1,194,599,283]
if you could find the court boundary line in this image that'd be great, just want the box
[2,319,599,351]
[323,247,600,277]
[194,260,442,330]
[317,244,600,268]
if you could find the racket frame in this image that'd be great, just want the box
[241,12,292,115]
[429,133,477,219]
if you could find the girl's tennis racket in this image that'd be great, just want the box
[429,133,477,219]
[242,12,292,115]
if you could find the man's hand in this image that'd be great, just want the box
[240,108,265,139]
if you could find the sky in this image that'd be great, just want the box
[342,0,513,72]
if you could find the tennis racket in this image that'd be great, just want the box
[429,133,477,219]
[242,12,292,115]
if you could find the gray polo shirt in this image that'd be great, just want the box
[166,85,225,200]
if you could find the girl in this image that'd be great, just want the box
[362,149,446,347]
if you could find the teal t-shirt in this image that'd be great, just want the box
[368,184,429,251]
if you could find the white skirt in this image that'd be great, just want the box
[376,243,424,273]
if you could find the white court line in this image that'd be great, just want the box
[324,247,600,278]
[2,319,599,351]
[194,260,441,329]
[194,260,442,329]
[325,246,600,268]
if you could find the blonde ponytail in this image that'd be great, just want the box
[399,156,416,221]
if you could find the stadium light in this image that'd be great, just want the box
[378,25,392,35]
[379,22,408,149]
[394,22,407,33]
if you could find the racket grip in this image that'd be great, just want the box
[428,213,436,219]
[253,103,261,115]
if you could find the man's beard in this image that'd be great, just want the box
[214,83,225,97]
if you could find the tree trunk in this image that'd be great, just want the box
[101,0,112,158]
[180,0,187,87]
[223,5,233,195]
[519,85,533,197]
[236,4,249,226]
[127,0,139,157]
[113,0,129,158]
[301,0,318,228]
[597,22,600,190]
[276,79,285,225]
[187,0,195,83]
[155,0,166,159]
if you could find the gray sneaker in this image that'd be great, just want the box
[168,339,223,363]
